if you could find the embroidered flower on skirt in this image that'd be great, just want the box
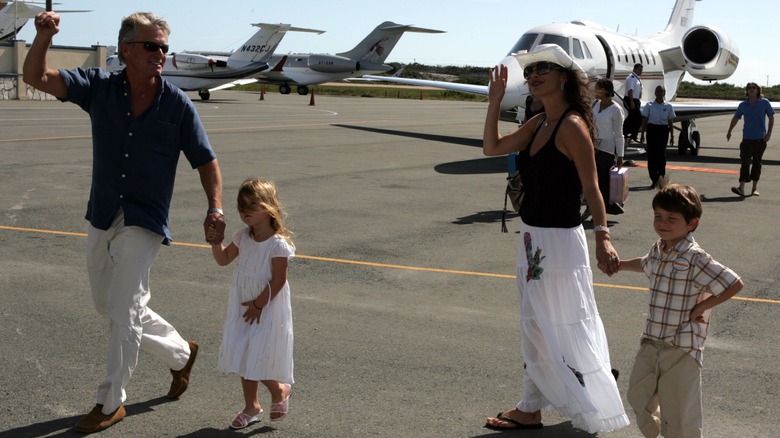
[524,232,546,281]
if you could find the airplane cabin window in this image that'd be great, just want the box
[539,34,570,54]
[508,33,538,55]
[572,39,584,59]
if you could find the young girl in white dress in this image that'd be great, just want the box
[208,178,295,430]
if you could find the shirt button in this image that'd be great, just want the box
[125,154,129,158]
[129,132,133,136]
[121,174,126,178]
[127,112,131,116]
[119,195,124,199]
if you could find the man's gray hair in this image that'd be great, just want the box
[117,12,170,64]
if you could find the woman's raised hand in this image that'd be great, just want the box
[488,64,508,104]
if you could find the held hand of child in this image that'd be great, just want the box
[204,214,226,245]
[206,224,219,244]
[241,300,262,325]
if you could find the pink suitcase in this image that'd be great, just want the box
[609,167,629,205]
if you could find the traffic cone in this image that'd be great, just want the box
[259,84,265,100]
[309,89,316,106]
[419,90,424,100]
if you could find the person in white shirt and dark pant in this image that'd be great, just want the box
[640,86,676,188]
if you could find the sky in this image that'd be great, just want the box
[9,0,780,87]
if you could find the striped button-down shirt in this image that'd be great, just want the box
[640,234,740,365]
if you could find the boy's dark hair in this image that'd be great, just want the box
[652,184,703,223]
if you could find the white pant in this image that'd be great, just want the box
[87,210,190,414]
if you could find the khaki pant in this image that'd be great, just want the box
[627,339,702,437]
[87,210,191,414]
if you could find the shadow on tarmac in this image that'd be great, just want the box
[471,420,597,437]
[0,397,174,438]
[333,124,483,148]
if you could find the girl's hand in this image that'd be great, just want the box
[241,300,262,324]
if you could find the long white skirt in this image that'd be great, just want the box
[515,221,629,433]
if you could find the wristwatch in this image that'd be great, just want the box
[207,207,224,215]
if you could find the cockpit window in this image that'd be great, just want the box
[572,38,584,59]
[507,33,538,55]
[539,34,570,54]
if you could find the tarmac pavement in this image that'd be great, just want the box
[1,91,778,437]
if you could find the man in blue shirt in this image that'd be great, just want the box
[726,82,775,197]
[23,11,225,433]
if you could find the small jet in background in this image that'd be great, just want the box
[0,0,89,41]
[364,0,773,155]
[246,21,444,96]
[106,23,324,101]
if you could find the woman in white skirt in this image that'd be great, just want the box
[208,178,295,430]
[482,44,630,433]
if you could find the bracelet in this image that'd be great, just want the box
[593,225,610,234]
[207,207,224,216]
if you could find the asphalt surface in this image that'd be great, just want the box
[1,91,778,437]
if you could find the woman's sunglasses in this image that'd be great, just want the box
[523,62,562,79]
[128,41,170,54]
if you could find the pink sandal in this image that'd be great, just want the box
[270,384,291,421]
[229,410,262,430]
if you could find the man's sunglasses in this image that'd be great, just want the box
[523,62,562,79]
[128,41,170,54]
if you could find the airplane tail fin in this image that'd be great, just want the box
[650,0,698,46]
[336,21,444,64]
[227,23,324,67]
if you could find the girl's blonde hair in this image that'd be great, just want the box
[237,178,294,246]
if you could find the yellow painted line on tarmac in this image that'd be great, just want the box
[0,135,90,143]
[1,224,776,304]
[631,162,738,175]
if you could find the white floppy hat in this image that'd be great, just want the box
[513,44,583,72]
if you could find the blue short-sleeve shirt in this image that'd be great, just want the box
[59,67,216,244]
[734,98,775,141]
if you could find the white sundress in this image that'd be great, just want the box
[217,228,295,383]
[516,221,630,434]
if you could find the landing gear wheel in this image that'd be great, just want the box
[297,86,309,95]
[198,90,211,101]
[690,131,700,156]
[279,84,292,95]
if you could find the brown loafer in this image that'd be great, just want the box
[167,339,199,399]
[74,404,126,433]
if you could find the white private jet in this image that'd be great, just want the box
[106,23,324,101]
[0,1,88,41]
[365,0,771,156]
[254,21,445,96]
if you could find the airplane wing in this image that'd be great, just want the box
[363,75,780,122]
[208,78,258,92]
[670,100,739,121]
[668,100,780,121]
[361,75,487,95]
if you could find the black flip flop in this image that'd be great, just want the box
[484,413,544,430]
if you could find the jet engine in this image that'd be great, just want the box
[307,54,359,73]
[172,53,216,70]
[680,25,739,81]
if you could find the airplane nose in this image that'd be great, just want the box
[498,55,530,112]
